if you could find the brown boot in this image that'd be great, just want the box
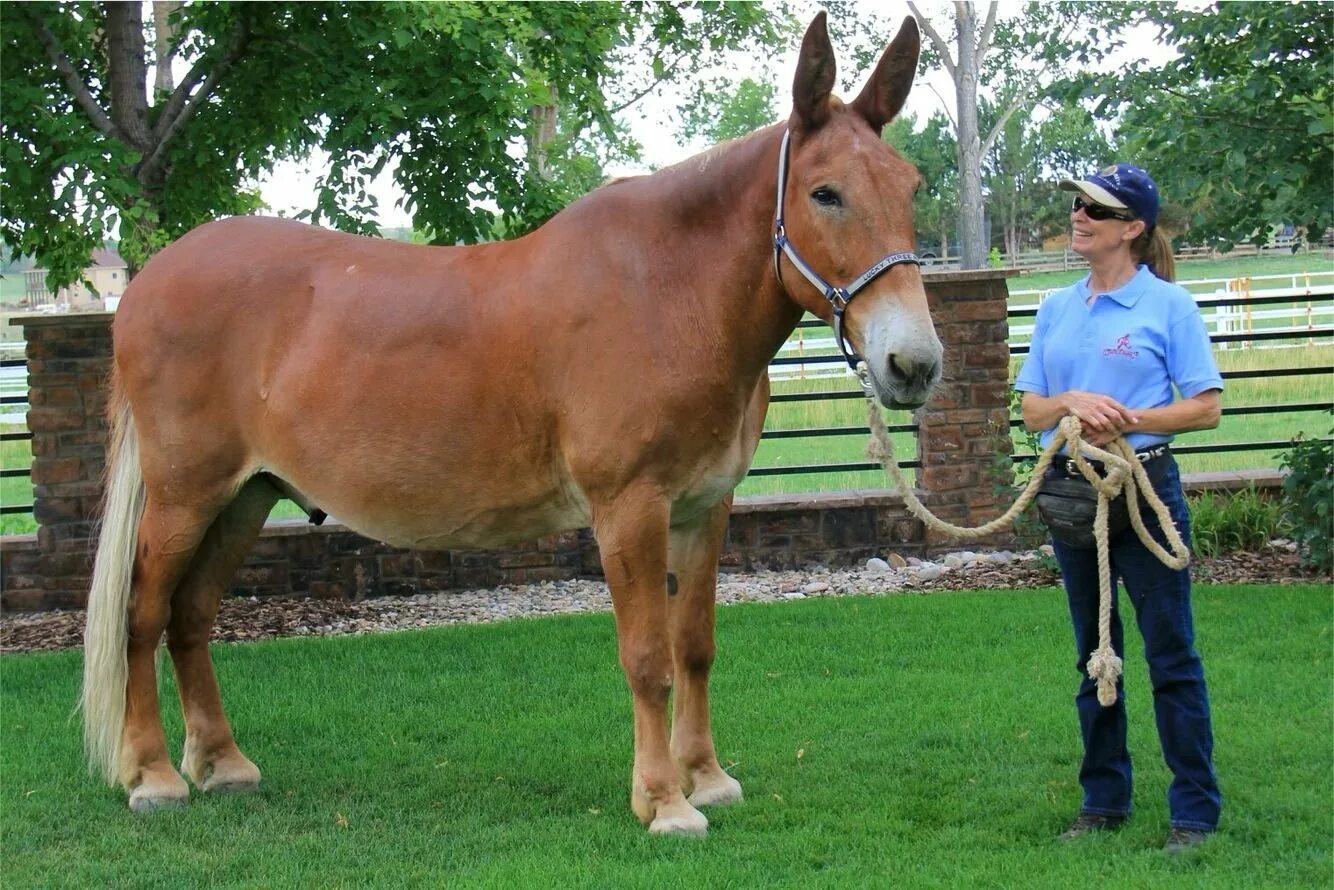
[1058,811,1127,840]
[1164,827,1211,856]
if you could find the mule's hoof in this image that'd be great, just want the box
[203,778,261,795]
[128,787,188,813]
[688,774,743,808]
[199,761,260,795]
[649,804,708,838]
[185,749,261,794]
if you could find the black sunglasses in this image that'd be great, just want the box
[1072,195,1135,222]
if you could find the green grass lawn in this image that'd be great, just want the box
[2,584,1329,887]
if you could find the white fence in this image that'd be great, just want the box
[1008,272,1334,350]
[771,333,854,381]
[0,364,27,425]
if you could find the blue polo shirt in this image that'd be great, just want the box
[1015,265,1223,452]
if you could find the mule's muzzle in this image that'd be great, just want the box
[870,350,941,410]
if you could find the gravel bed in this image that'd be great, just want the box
[3,545,1324,654]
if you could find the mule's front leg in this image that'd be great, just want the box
[668,501,743,809]
[596,490,707,837]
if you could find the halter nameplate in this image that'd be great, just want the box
[772,129,921,369]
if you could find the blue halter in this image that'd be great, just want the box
[772,129,921,369]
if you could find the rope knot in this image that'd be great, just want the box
[1086,647,1124,707]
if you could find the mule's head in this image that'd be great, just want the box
[777,13,942,409]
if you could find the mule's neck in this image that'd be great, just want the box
[640,125,805,379]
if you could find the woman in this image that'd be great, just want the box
[1014,163,1223,854]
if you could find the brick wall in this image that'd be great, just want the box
[4,316,110,610]
[915,270,1016,544]
[1,270,1015,612]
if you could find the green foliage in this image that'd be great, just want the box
[1278,427,1333,571]
[0,2,787,285]
[676,78,778,145]
[885,111,959,256]
[1060,2,1333,246]
[1187,486,1290,559]
[990,100,1115,250]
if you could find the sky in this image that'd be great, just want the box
[256,1,947,229]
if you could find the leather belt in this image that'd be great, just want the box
[1054,444,1170,478]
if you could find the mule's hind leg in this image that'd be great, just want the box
[122,499,216,812]
[168,477,280,795]
[596,486,707,837]
[668,500,743,809]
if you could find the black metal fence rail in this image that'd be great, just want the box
[754,286,1334,477]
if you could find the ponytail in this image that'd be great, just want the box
[1134,226,1176,282]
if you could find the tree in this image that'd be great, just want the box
[886,111,959,259]
[983,99,1114,256]
[909,1,991,268]
[903,1,1136,268]
[1,2,785,287]
[1069,2,1333,246]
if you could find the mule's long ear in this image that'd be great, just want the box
[792,12,836,131]
[851,17,920,131]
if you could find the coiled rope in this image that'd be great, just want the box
[863,389,1190,706]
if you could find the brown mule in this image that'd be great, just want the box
[81,14,941,835]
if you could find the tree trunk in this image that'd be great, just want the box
[527,93,559,182]
[104,1,152,153]
[954,3,987,269]
[153,1,182,101]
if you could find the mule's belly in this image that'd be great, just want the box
[263,435,593,552]
[305,478,593,551]
[346,499,592,551]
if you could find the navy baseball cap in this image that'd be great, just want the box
[1059,163,1160,228]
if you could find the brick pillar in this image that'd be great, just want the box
[12,313,114,608]
[917,270,1017,548]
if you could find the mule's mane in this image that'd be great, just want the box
[658,124,781,180]
[593,124,782,196]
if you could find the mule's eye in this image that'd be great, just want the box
[811,187,842,208]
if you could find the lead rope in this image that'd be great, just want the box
[859,373,1190,706]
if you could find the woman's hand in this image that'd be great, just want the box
[1059,390,1140,439]
[1021,390,1138,441]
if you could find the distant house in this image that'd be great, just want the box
[23,248,127,311]
[1042,232,1072,252]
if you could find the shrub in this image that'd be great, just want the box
[1188,486,1290,559]
[1278,430,1333,571]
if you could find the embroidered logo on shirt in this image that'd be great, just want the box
[1103,334,1140,359]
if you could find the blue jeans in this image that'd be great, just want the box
[1050,455,1221,831]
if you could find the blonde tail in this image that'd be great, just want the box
[80,389,145,784]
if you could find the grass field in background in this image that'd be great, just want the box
[1012,251,1333,296]
[2,584,1328,887]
